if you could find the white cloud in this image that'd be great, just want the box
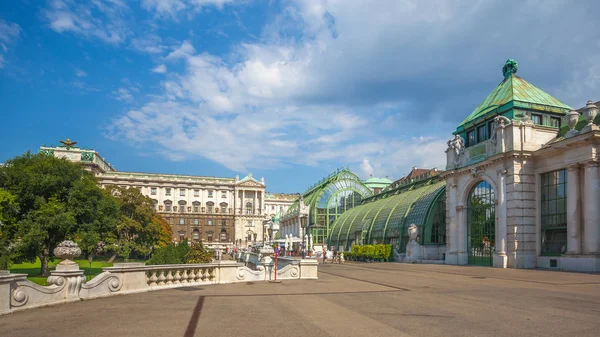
[0,19,21,68]
[141,0,235,18]
[75,68,87,77]
[113,88,134,102]
[109,0,600,175]
[360,159,374,177]
[152,64,167,73]
[130,34,167,54]
[43,0,129,44]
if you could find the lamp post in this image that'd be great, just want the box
[300,215,307,259]
[268,228,273,245]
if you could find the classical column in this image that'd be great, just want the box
[566,165,582,254]
[253,190,257,215]
[583,162,600,253]
[494,169,507,268]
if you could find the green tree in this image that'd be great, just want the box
[107,186,162,259]
[68,174,120,264]
[18,197,76,275]
[0,189,19,269]
[0,152,84,275]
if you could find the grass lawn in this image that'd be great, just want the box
[10,258,146,286]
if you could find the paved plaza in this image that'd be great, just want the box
[1,263,599,337]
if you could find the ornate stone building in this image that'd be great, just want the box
[38,142,269,250]
[442,59,600,272]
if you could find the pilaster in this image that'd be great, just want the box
[566,164,582,254]
[583,161,600,253]
[493,168,508,268]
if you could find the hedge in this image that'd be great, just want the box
[344,244,393,262]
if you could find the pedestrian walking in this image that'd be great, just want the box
[322,249,327,264]
[332,249,338,264]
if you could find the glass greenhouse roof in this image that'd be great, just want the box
[328,177,446,250]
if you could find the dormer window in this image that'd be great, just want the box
[466,130,476,147]
[477,125,487,143]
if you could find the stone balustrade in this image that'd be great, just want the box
[0,258,317,315]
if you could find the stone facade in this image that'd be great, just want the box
[39,143,282,250]
[442,60,600,272]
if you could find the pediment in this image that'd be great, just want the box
[236,180,264,188]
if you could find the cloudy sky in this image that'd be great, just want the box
[1,0,599,192]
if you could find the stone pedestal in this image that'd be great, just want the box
[493,253,508,268]
[405,241,423,262]
[47,261,85,300]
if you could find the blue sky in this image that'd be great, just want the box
[1,0,599,193]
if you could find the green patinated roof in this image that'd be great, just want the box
[239,174,260,183]
[457,59,571,132]
[272,209,282,223]
[364,176,393,189]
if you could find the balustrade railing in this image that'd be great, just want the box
[144,265,216,287]
[1,243,318,315]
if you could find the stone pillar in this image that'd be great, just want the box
[445,179,459,264]
[253,190,257,215]
[494,169,508,268]
[583,162,600,253]
[566,165,582,254]
[456,205,467,265]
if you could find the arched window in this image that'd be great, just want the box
[207,232,213,242]
[178,200,187,213]
[207,201,214,214]
[152,199,158,211]
[193,201,200,213]
[192,229,200,242]
[178,231,185,242]
[164,200,172,212]
[220,229,227,242]
[220,202,228,214]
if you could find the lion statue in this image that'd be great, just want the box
[408,224,419,242]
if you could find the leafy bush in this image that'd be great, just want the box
[147,240,190,265]
[384,244,392,261]
[185,242,213,264]
[349,244,393,262]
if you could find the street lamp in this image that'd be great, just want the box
[300,215,307,259]
[268,227,273,244]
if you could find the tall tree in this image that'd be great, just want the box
[153,214,173,248]
[68,174,121,262]
[0,152,84,275]
[18,197,76,275]
[0,188,19,269]
[107,186,162,259]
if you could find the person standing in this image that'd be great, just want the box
[322,248,327,264]
[332,249,338,264]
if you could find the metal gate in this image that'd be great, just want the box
[467,181,496,266]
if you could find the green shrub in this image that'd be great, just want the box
[185,242,213,264]
[384,244,392,261]
[147,240,190,265]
